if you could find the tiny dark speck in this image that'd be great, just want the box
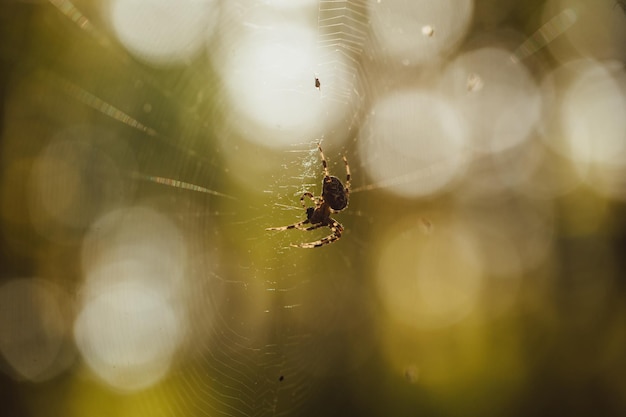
[279,375,284,381]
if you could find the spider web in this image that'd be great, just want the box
[263,0,371,248]
[8,2,618,417]
[0,1,374,417]
[315,0,368,135]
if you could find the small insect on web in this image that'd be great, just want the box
[266,144,351,248]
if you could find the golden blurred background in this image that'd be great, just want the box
[1,0,626,416]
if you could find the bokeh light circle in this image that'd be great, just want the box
[376,216,483,330]
[108,0,219,66]
[76,207,190,392]
[359,89,468,198]
[368,0,474,65]
[74,282,182,392]
[560,62,626,167]
[441,47,542,153]
[215,21,353,149]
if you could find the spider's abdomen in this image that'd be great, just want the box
[323,176,348,211]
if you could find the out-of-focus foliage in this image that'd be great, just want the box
[1,1,625,417]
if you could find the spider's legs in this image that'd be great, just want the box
[267,220,325,233]
[300,222,325,232]
[319,143,350,195]
[293,219,344,248]
[317,143,330,178]
[266,219,310,231]
[342,155,351,194]
[300,192,317,208]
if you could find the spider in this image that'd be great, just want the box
[266,143,350,248]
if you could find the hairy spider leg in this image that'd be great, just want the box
[318,143,331,178]
[293,220,344,248]
[266,219,311,231]
[319,143,350,192]
[267,192,321,231]
[300,192,318,208]
[267,217,326,234]
[300,222,326,232]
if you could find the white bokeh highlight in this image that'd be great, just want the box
[359,90,468,198]
[108,0,220,66]
[561,63,626,168]
[441,47,542,154]
[368,0,474,65]
[76,207,190,392]
[215,18,355,149]
[74,282,182,392]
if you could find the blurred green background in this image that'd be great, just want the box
[1,1,626,416]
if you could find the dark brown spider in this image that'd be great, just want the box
[266,144,350,248]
